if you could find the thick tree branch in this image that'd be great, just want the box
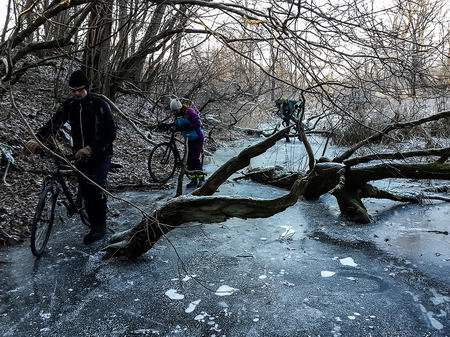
[333,110,450,163]
[344,147,450,166]
[103,174,310,259]
[351,163,450,183]
[193,125,294,196]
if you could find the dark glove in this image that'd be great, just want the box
[157,123,170,131]
[75,146,92,161]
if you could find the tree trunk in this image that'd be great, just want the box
[83,0,114,96]
[1,0,12,43]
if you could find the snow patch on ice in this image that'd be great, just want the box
[331,324,341,337]
[165,289,184,300]
[321,271,336,277]
[427,312,444,330]
[430,288,450,305]
[340,257,358,267]
[131,329,160,335]
[185,299,201,313]
[194,312,210,322]
[215,285,239,296]
[281,280,295,287]
[279,226,295,241]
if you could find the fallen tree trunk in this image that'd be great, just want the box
[350,163,450,182]
[237,162,450,223]
[234,166,304,189]
[103,175,310,259]
[237,163,345,199]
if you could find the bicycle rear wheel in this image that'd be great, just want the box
[148,142,177,184]
[31,183,59,257]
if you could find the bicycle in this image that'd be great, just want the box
[147,126,186,184]
[30,155,90,257]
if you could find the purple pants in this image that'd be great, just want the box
[187,139,203,171]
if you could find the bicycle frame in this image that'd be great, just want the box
[43,158,82,219]
[166,130,185,167]
[55,172,80,218]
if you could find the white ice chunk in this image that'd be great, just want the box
[131,329,160,335]
[427,312,444,330]
[279,226,295,241]
[165,289,184,300]
[321,271,336,277]
[259,275,267,279]
[185,300,201,313]
[430,288,450,305]
[340,257,358,267]
[215,285,239,296]
[194,312,209,321]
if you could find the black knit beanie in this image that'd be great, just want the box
[69,70,90,89]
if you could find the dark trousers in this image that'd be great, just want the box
[187,139,203,171]
[282,118,291,142]
[77,157,111,231]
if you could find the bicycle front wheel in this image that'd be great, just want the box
[31,183,59,257]
[148,142,177,184]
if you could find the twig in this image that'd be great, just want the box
[93,93,157,146]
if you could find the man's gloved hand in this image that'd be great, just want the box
[75,146,92,161]
[24,140,42,154]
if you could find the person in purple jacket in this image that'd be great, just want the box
[169,99,205,188]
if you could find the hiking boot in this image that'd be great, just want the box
[186,178,198,188]
[83,228,106,245]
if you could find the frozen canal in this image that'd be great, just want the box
[1,136,450,336]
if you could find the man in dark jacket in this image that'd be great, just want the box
[25,70,117,244]
[275,97,304,142]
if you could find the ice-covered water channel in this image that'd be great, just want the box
[0,136,449,336]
